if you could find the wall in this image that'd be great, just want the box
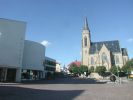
[113,53,123,68]
[0,18,26,68]
[22,40,45,71]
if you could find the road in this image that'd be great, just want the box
[0,77,133,100]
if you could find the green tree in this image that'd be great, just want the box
[121,59,133,74]
[79,65,88,74]
[110,66,121,76]
[95,66,106,76]
[90,66,95,73]
[69,64,79,74]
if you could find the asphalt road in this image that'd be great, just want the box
[0,77,133,100]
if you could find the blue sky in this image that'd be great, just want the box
[0,0,133,66]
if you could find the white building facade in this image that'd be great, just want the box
[22,40,45,80]
[0,18,46,82]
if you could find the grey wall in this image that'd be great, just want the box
[22,40,45,71]
[0,18,26,68]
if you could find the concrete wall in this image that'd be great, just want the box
[22,40,45,71]
[0,18,26,68]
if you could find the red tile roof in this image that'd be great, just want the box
[68,61,81,67]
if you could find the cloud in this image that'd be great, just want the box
[127,38,133,43]
[41,40,51,46]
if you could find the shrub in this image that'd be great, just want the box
[95,66,106,76]
[90,66,95,73]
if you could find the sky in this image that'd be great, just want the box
[0,0,133,66]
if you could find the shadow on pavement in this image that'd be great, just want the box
[0,86,84,100]
[21,77,107,84]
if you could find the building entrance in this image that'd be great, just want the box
[0,68,4,82]
[6,68,16,82]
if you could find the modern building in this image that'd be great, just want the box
[0,18,26,82]
[0,18,46,82]
[22,40,45,80]
[82,18,129,70]
[44,57,56,78]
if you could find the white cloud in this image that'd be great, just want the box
[41,40,51,46]
[127,38,133,43]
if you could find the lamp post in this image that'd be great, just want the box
[116,65,121,84]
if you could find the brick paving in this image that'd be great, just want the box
[0,77,133,100]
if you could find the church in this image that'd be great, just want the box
[81,18,129,70]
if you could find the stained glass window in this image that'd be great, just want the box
[91,57,94,65]
[115,56,119,64]
[101,52,108,63]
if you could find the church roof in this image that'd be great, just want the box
[121,48,128,56]
[83,17,89,30]
[89,40,121,54]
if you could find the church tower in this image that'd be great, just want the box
[82,17,91,66]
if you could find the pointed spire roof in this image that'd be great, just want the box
[83,17,89,30]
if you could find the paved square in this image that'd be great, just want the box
[0,77,133,100]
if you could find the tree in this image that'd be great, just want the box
[90,66,95,73]
[121,59,133,74]
[79,65,88,74]
[110,66,121,76]
[69,64,79,75]
[95,66,106,76]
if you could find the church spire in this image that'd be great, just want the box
[82,17,91,67]
[83,17,89,30]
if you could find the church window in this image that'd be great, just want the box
[84,37,87,47]
[91,57,94,65]
[101,52,108,63]
[115,56,119,64]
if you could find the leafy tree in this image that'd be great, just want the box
[90,66,95,73]
[95,66,106,76]
[69,64,79,74]
[110,66,121,76]
[121,59,133,74]
[79,65,88,74]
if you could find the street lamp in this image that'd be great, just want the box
[116,65,122,84]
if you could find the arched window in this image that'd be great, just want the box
[84,37,87,47]
[115,56,119,64]
[101,52,108,63]
[91,57,94,65]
